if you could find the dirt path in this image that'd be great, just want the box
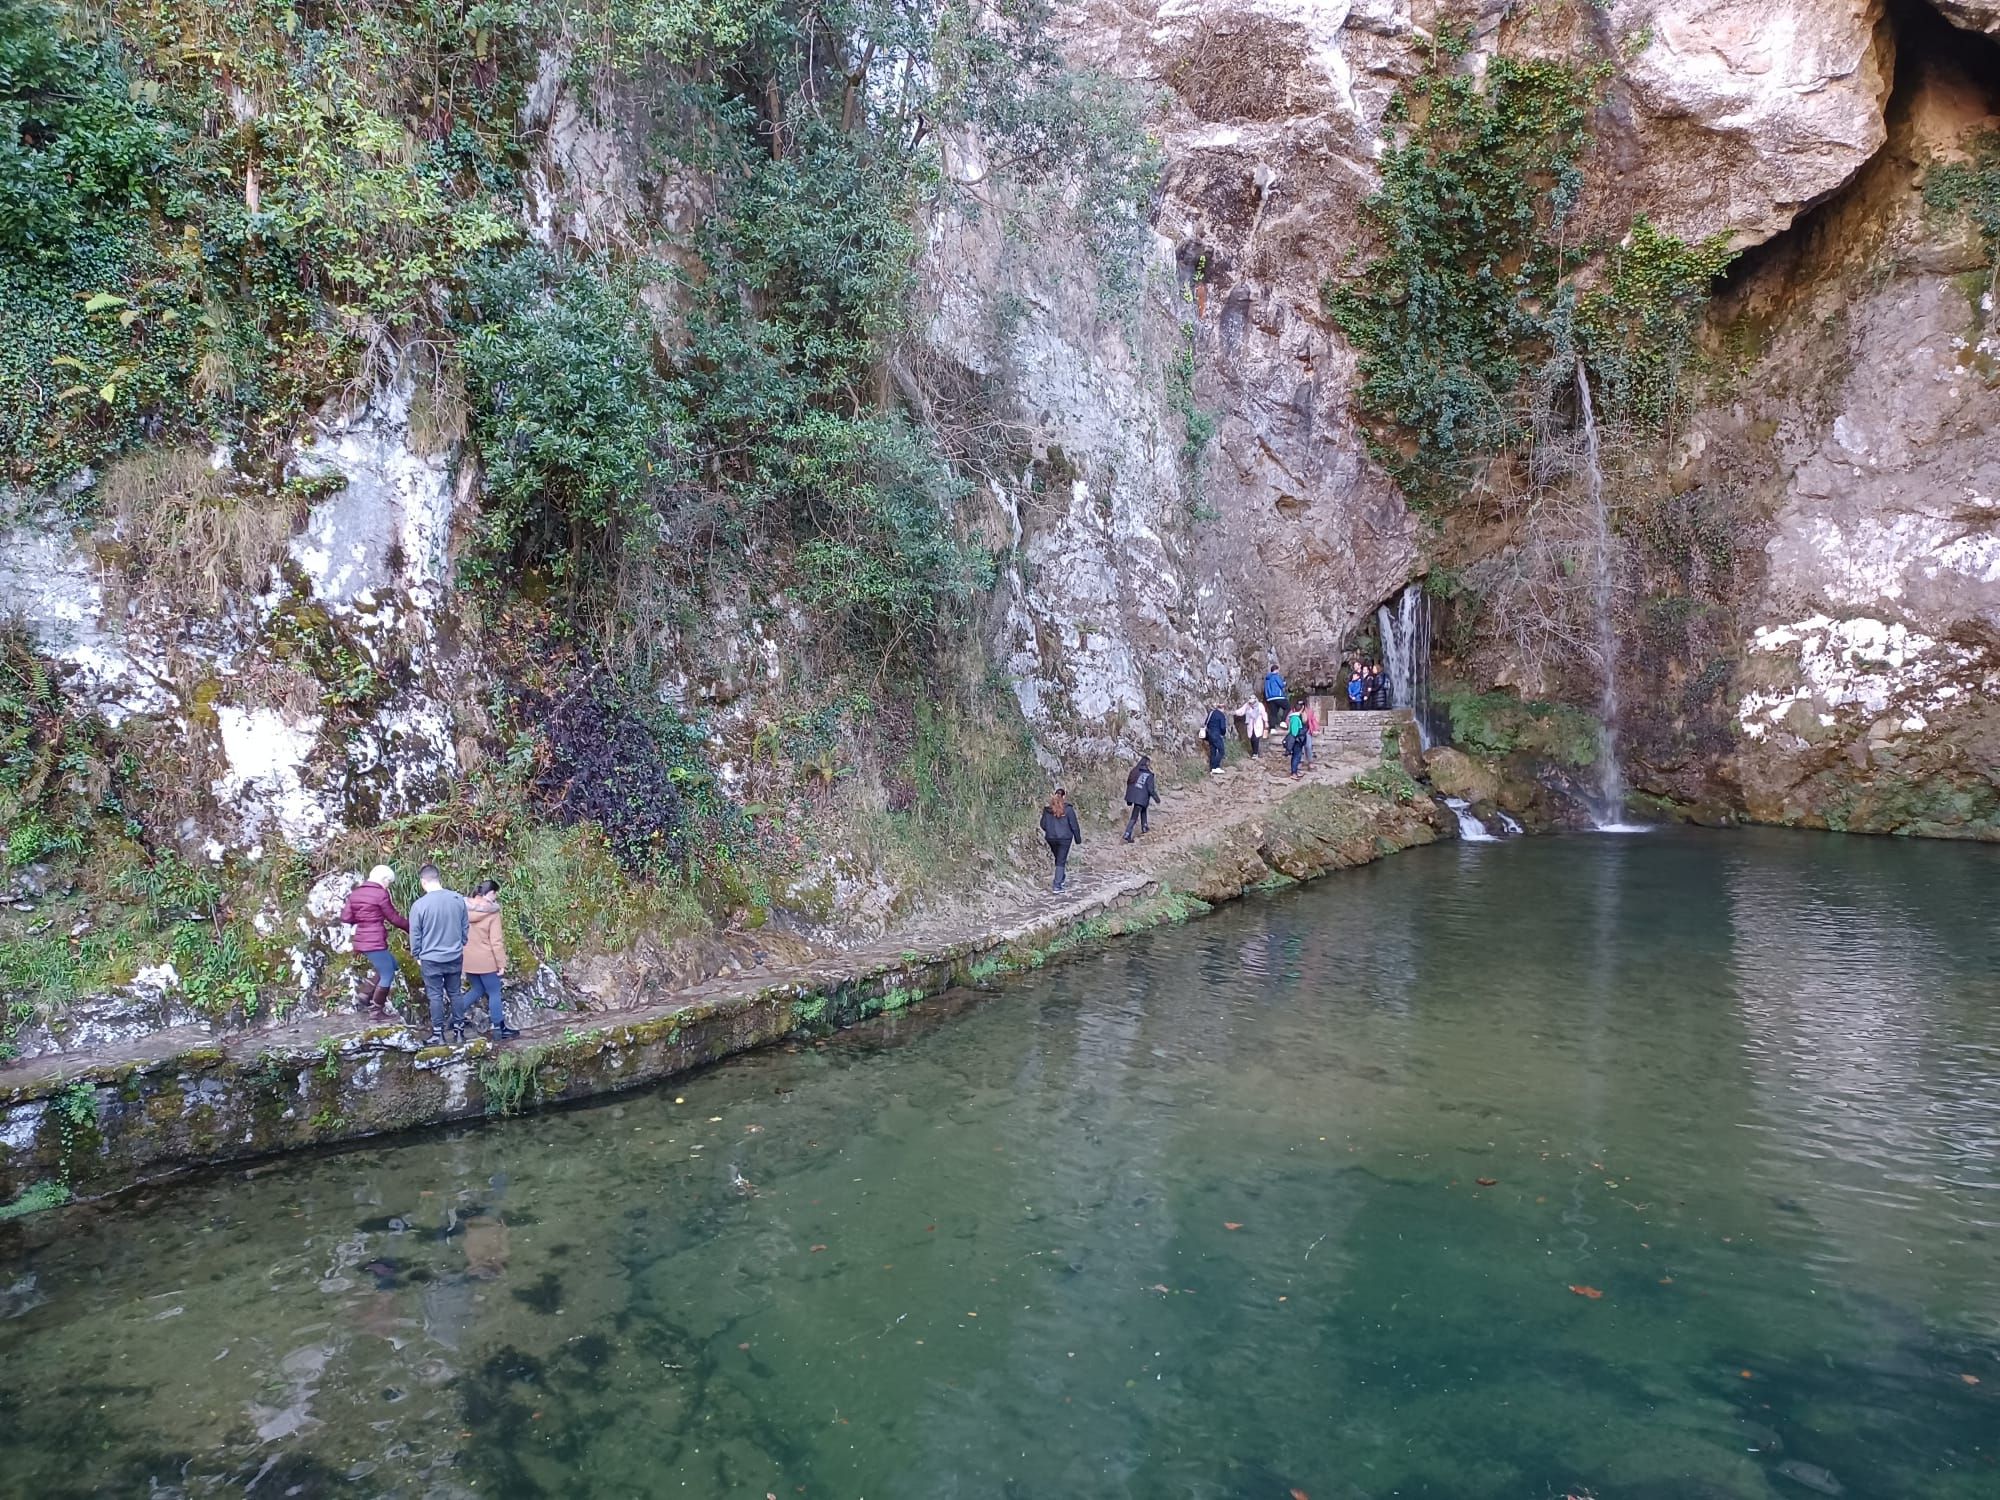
[0,715,1406,1093]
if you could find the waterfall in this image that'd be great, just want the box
[1376,581,1431,747]
[1574,360,1637,831]
[1444,797,1497,843]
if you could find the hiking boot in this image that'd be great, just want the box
[494,1025,522,1041]
[422,1030,444,1047]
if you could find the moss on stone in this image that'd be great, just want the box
[1435,687,1601,767]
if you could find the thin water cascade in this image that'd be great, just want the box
[1496,810,1524,835]
[1574,360,1641,831]
[1376,581,1432,747]
[1444,796,1498,842]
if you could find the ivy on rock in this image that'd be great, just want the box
[1324,41,1734,515]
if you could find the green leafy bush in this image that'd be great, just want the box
[462,248,685,569]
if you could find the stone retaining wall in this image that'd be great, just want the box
[0,780,1442,1210]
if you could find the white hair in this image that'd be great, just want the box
[367,864,395,886]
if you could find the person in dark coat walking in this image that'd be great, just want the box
[339,863,408,1015]
[1204,705,1229,773]
[1039,788,1083,892]
[1122,756,1161,841]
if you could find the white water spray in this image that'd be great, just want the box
[1444,797,1498,843]
[1574,360,1639,831]
[1376,581,1432,748]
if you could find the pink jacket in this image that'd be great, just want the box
[339,882,408,952]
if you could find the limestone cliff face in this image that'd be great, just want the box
[3,0,1994,849]
[941,0,1905,761]
[1,387,463,854]
[1688,29,2000,835]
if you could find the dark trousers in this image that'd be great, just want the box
[1047,837,1072,891]
[1248,734,1261,756]
[422,959,465,1032]
[1206,736,1224,770]
[1266,697,1287,731]
[1124,804,1150,838]
[1289,740,1305,776]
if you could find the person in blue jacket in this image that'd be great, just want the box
[1347,669,1367,710]
[1203,704,1229,773]
[1263,666,1288,732]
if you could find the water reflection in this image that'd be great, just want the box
[1,829,1996,1498]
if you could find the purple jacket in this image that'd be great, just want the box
[339,881,408,952]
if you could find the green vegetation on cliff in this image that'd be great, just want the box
[1324,34,1733,516]
[0,0,1161,1045]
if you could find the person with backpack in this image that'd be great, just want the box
[1263,665,1288,733]
[1285,707,1309,778]
[1039,787,1083,892]
[1122,755,1161,841]
[462,879,519,1041]
[1204,704,1230,773]
[339,863,408,1016]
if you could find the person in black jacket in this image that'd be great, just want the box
[1039,787,1083,892]
[1203,704,1229,773]
[1122,756,1161,842]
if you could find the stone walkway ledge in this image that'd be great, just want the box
[0,733,1441,1209]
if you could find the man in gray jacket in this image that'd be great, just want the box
[409,863,470,1045]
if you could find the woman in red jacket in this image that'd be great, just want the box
[339,863,409,1014]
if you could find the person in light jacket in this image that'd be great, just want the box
[339,864,408,1015]
[409,863,470,1045]
[462,879,519,1041]
[1237,696,1268,756]
[1039,787,1083,892]
[1123,756,1161,841]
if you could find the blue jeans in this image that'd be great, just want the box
[360,949,398,987]
[421,959,464,1032]
[1289,739,1305,775]
[466,971,505,1029]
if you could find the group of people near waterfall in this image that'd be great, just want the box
[1345,657,1392,710]
[339,863,518,1046]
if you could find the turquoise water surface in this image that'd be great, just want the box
[1,828,1996,1498]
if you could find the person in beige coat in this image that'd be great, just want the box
[462,879,519,1040]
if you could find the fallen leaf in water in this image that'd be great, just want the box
[1659,1277,1674,1285]
[810,1244,828,1253]
[1291,1490,1310,1500]
[738,1342,750,1350]
[1740,1369,1755,1379]
[1476,1177,1497,1187]
[1567,1285,1603,1300]
[1150,1284,1170,1294]
[1961,1373,1981,1385]
[1223,1222,1243,1231]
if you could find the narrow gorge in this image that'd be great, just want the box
[3,0,1998,1189]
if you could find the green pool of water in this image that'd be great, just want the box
[2,828,1997,1498]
